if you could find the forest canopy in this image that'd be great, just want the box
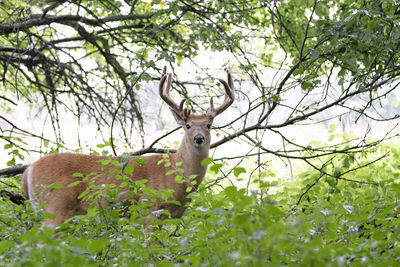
[0,0,400,265]
[1,0,398,157]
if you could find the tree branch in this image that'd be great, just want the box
[0,165,29,177]
[0,13,152,35]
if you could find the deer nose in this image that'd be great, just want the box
[194,134,205,145]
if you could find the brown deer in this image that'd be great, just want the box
[22,67,235,228]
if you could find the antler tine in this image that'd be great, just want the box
[208,70,235,118]
[159,66,189,120]
[159,70,178,110]
[227,69,234,90]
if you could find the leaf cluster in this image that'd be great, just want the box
[0,139,399,265]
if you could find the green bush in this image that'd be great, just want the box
[0,140,399,266]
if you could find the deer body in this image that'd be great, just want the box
[22,144,206,226]
[22,67,234,227]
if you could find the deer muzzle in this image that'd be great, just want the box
[194,134,205,145]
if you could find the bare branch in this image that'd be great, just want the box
[0,165,28,177]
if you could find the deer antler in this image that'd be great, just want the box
[207,70,235,118]
[159,66,191,121]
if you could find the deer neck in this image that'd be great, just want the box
[173,135,210,187]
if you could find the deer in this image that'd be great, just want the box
[22,66,235,231]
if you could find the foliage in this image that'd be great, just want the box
[1,0,399,162]
[0,139,399,266]
[1,0,400,265]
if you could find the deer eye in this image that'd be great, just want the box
[186,124,191,129]
[206,124,211,129]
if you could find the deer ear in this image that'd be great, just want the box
[170,100,191,125]
[170,108,185,125]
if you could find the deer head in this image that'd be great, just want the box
[158,66,235,155]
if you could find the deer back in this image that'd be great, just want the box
[22,152,189,225]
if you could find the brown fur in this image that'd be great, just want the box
[22,116,210,227]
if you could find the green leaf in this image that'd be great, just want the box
[210,163,223,173]
[162,200,181,206]
[67,181,82,188]
[166,169,175,176]
[134,158,147,166]
[329,124,338,133]
[201,158,213,166]
[124,165,135,175]
[189,174,198,180]
[301,81,313,91]
[224,186,237,199]
[174,175,185,183]
[233,167,246,177]
[176,55,183,65]
[325,177,337,187]
[0,241,13,254]
[175,161,183,167]
[43,213,56,219]
[3,143,13,149]
[51,182,64,189]
[87,239,109,254]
